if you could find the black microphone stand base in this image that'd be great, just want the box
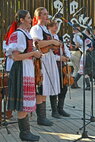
[78,116,95,131]
[90,116,95,122]
[0,63,18,135]
[1,118,18,134]
[74,131,95,142]
[1,120,11,134]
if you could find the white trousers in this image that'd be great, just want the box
[70,51,81,77]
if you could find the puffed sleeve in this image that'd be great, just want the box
[55,55,60,61]
[76,35,83,46]
[64,43,71,58]
[30,25,43,40]
[6,31,26,55]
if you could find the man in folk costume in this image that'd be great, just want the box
[73,28,93,90]
[47,20,71,118]
[30,7,61,126]
[70,24,83,88]
[3,10,42,141]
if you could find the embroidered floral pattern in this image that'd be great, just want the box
[8,33,17,44]
[23,76,36,112]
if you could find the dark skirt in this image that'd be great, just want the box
[8,61,23,111]
[85,50,95,78]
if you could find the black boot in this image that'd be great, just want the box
[71,73,81,88]
[36,102,53,126]
[50,95,61,119]
[85,77,90,90]
[18,115,40,141]
[58,86,70,117]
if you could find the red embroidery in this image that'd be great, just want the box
[23,76,36,112]
[23,106,36,112]
[85,39,91,45]
[47,35,51,40]
[8,33,17,44]
[23,77,35,94]
[23,95,36,101]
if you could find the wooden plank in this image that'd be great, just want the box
[0,92,2,122]
[23,0,26,10]
[30,0,35,17]
[0,132,6,142]
[19,0,23,9]
[16,0,19,12]
[63,0,67,34]
[90,0,94,26]
[0,0,95,55]
[11,0,15,18]
[1,0,6,56]
[0,0,2,56]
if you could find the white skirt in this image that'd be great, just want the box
[42,50,60,96]
[78,54,86,75]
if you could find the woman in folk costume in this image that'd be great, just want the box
[4,10,42,141]
[30,7,61,126]
[47,20,71,118]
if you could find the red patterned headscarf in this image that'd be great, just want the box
[4,21,17,45]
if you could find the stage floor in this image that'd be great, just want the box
[0,77,95,142]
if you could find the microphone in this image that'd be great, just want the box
[73,7,85,17]
[52,6,63,20]
[53,13,62,19]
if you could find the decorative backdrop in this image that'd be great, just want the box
[0,0,95,56]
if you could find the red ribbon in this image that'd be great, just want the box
[32,17,38,26]
[4,21,17,45]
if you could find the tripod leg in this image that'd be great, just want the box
[2,98,11,134]
[1,90,11,134]
[74,136,95,142]
[2,121,11,134]
[74,131,95,142]
[0,94,2,124]
[73,137,82,142]
[74,131,88,142]
[79,121,91,130]
[88,136,95,140]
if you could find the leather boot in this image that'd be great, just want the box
[50,95,61,119]
[36,102,53,126]
[85,77,90,90]
[71,73,81,88]
[18,115,40,141]
[58,86,70,117]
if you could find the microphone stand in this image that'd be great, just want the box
[52,6,63,20]
[79,33,95,130]
[58,15,95,141]
[78,24,95,126]
[1,61,17,134]
[73,7,85,17]
[85,24,95,40]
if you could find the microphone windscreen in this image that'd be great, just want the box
[55,13,62,18]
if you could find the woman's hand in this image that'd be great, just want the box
[52,39,62,47]
[33,50,42,58]
[61,56,70,62]
[10,50,42,61]
[10,51,20,60]
[87,47,94,51]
